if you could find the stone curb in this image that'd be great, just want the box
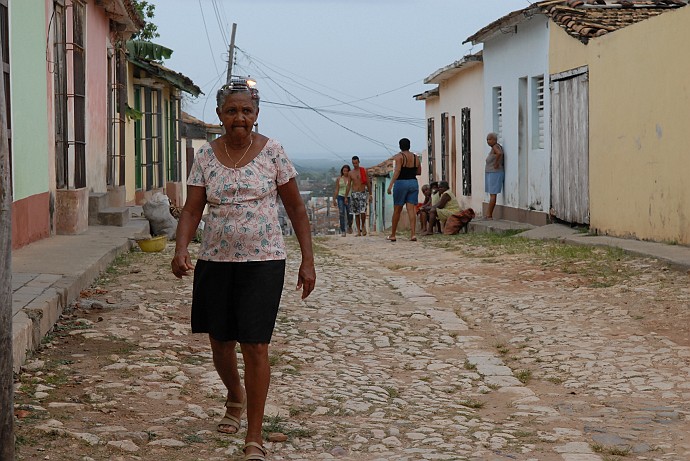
[11,239,136,372]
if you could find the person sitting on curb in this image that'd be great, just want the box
[424,181,460,235]
[416,184,432,234]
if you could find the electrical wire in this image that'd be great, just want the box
[235,48,425,153]
[262,100,424,126]
[210,0,229,48]
[197,0,220,76]
[315,80,423,109]
[237,47,422,127]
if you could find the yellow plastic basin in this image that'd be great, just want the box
[136,235,167,252]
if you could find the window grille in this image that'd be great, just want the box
[493,86,503,142]
[532,76,545,149]
[71,0,86,188]
[54,1,68,189]
[166,97,181,182]
[440,113,448,181]
[427,118,435,182]
[461,108,472,196]
[137,87,164,191]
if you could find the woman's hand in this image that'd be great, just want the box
[296,260,316,299]
[387,186,392,195]
[171,248,195,278]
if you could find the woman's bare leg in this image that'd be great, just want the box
[405,203,417,240]
[389,205,402,239]
[418,210,428,233]
[425,209,437,235]
[487,194,497,219]
[240,342,270,456]
[210,337,244,433]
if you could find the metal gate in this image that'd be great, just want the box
[440,112,448,181]
[427,118,435,182]
[550,67,589,224]
[461,107,471,196]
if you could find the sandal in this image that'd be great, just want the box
[243,441,267,460]
[409,237,417,242]
[386,236,396,242]
[217,391,246,434]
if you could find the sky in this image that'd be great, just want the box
[151,0,529,163]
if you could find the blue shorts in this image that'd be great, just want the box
[485,171,504,194]
[393,179,419,206]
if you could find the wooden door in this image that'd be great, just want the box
[551,69,589,224]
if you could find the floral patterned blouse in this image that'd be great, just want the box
[187,139,297,262]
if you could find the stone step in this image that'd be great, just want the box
[97,207,131,227]
[88,193,109,226]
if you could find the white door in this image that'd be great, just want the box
[551,69,589,224]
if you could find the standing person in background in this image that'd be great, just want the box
[485,132,504,220]
[386,138,421,242]
[346,155,372,236]
[171,78,315,461]
[332,165,352,237]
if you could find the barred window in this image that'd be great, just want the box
[532,76,545,149]
[493,86,503,142]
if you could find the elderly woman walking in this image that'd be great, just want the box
[171,78,315,461]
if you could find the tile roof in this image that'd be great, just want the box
[424,52,483,85]
[413,87,440,101]
[367,158,395,177]
[181,112,220,129]
[127,55,203,97]
[542,0,689,43]
[465,0,688,45]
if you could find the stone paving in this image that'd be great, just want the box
[13,234,690,461]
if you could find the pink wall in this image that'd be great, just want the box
[86,2,110,193]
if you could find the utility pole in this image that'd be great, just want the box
[0,27,15,460]
[225,23,237,84]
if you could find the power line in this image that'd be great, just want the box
[316,80,422,109]
[237,47,422,128]
[235,49,421,154]
[197,0,220,76]
[210,0,228,48]
[261,70,397,154]
[262,100,424,126]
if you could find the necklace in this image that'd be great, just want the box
[223,135,253,168]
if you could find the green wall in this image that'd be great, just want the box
[10,1,49,201]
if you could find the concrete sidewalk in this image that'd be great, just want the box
[471,220,690,272]
[11,217,149,372]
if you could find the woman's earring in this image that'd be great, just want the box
[220,121,223,126]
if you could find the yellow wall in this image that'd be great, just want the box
[549,8,690,244]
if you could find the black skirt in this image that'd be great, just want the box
[191,259,286,343]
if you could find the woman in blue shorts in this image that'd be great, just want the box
[386,138,421,242]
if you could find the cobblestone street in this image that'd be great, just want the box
[13,233,690,461]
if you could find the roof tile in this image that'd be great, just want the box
[541,0,688,43]
[465,0,688,45]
